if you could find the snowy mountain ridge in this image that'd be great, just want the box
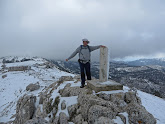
[0,56,165,124]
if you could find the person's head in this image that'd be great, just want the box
[82,38,90,46]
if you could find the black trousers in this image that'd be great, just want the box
[79,62,91,85]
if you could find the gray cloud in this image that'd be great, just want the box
[1,0,165,61]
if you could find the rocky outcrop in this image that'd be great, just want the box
[78,93,119,121]
[125,102,156,124]
[11,75,156,124]
[14,95,36,124]
[26,83,40,92]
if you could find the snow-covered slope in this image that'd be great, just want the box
[0,57,165,123]
[0,57,74,122]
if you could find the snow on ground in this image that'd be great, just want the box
[1,57,165,123]
[0,57,74,122]
[137,90,165,124]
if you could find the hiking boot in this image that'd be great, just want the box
[80,85,85,88]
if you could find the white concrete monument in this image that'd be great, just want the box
[99,47,109,82]
[87,46,123,92]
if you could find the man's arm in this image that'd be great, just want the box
[89,45,106,52]
[66,46,80,61]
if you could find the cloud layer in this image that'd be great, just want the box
[1,0,165,61]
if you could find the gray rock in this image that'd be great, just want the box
[14,95,36,124]
[78,94,119,121]
[24,117,48,124]
[61,100,66,110]
[64,83,71,88]
[39,93,45,104]
[125,103,156,124]
[125,91,141,104]
[60,86,92,97]
[52,107,57,117]
[53,116,59,124]
[67,104,78,120]
[88,105,117,124]
[2,74,7,79]
[59,76,73,82]
[35,106,43,118]
[59,112,69,124]
[110,92,127,111]
[95,117,114,124]
[73,114,84,124]
[26,83,40,92]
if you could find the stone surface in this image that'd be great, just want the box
[95,117,114,124]
[14,95,36,124]
[60,86,92,97]
[88,105,117,124]
[125,91,141,104]
[73,114,84,124]
[87,79,123,93]
[78,93,119,121]
[26,83,40,92]
[125,103,156,124]
[59,112,69,124]
[67,104,78,120]
[99,47,109,82]
[35,106,43,118]
[52,117,59,124]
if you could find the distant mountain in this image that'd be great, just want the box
[125,58,165,66]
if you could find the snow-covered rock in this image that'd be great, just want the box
[14,95,36,124]
[0,56,165,124]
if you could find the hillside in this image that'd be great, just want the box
[0,57,165,124]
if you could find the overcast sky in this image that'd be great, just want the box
[1,0,165,61]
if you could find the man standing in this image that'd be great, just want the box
[66,38,106,88]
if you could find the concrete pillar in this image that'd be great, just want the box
[99,47,109,82]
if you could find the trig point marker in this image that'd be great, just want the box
[87,47,123,92]
[99,47,109,82]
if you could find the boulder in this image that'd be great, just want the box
[78,94,119,121]
[26,83,40,92]
[88,105,117,124]
[14,95,36,124]
[125,91,141,104]
[125,103,156,124]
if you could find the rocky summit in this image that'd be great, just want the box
[0,57,164,124]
